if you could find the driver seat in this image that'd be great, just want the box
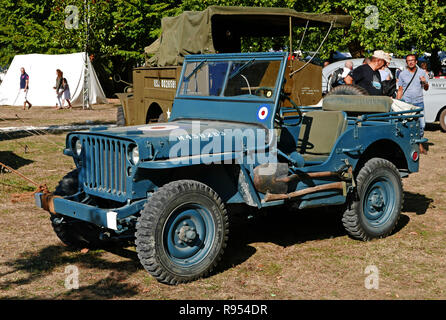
[297,110,348,163]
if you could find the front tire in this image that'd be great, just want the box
[51,170,107,249]
[135,180,229,284]
[342,158,403,241]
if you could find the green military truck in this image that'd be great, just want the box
[116,6,351,126]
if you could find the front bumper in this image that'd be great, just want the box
[35,192,146,230]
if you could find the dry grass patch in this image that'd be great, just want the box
[0,110,445,300]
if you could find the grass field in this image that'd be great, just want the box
[0,104,445,300]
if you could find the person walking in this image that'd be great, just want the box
[344,50,391,95]
[19,67,32,110]
[397,54,429,154]
[54,70,72,109]
[53,69,63,109]
[61,76,72,109]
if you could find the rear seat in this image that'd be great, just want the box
[322,95,392,115]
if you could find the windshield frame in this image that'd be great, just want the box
[172,52,288,129]
[176,53,286,103]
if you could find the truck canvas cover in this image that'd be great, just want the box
[148,6,352,67]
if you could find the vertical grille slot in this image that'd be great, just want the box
[81,136,129,199]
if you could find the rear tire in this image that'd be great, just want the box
[342,158,403,241]
[135,180,229,284]
[439,108,446,132]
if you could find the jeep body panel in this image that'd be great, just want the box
[37,51,423,240]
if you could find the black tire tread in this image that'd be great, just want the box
[342,158,403,241]
[135,180,229,285]
[439,108,446,132]
[327,84,369,96]
[116,105,125,126]
[51,170,106,249]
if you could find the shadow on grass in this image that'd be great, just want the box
[0,245,142,299]
[216,205,348,273]
[0,151,33,170]
[425,123,442,132]
[402,191,433,215]
[1,193,425,297]
[0,120,116,142]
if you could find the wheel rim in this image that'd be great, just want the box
[363,177,396,227]
[163,203,215,267]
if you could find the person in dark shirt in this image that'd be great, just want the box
[345,50,391,95]
[19,67,32,110]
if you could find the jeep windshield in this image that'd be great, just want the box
[179,58,282,99]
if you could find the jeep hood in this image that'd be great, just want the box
[70,120,272,163]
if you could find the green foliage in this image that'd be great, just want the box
[0,0,444,94]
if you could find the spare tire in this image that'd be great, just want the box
[326,84,369,96]
[116,105,125,126]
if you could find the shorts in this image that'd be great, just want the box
[17,89,28,102]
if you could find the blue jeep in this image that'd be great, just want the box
[36,52,425,284]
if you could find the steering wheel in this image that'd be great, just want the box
[277,92,303,127]
[255,86,274,98]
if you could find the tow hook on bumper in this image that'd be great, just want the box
[35,192,61,215]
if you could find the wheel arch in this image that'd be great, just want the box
[146,102,164,123]
[435,105,446,121]
[138,163,246,204]
[355,139,408,176]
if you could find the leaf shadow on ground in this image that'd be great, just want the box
[0,245,142,299]
[0,151,33,170]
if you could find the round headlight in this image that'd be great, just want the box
[73,138,82,156]
[131,146,140,164]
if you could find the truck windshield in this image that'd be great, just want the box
[179,59,281,98]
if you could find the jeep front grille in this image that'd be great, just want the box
[80,136,131,200]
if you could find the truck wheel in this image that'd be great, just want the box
[342,158,403,241]
[135,180,229,284]
[439,108,446,132]
[51,170,105,249]
[116,106,125,126]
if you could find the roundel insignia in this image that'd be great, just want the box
[138,124,180,131]
[257,105,270,121]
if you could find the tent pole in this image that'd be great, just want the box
[83,0,91,110]
[289,17,293,67]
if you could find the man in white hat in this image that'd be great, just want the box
[345,50,391,95]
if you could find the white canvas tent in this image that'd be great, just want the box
[0,52,106,107]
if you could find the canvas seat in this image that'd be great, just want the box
[297,110,348,163]
[322,95,392,115]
